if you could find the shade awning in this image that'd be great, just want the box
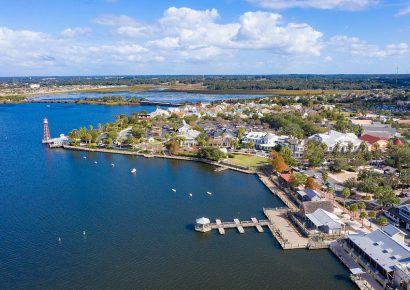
[196,217,210,225]
[350,268,365,275]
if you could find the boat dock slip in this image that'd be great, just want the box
[251,218,264,233]
[234,219,245,234]
[204,218,272,234]
[215,219,225,235]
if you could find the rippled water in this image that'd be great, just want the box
[0,103,355,289]
[29,91,268,104]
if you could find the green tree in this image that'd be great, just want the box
[359,211,367,227]
[197,147,226,161]
[280,145,297,167]
[246,141,255,152]
[304,140,326,167]
[349,203,358,218]
[374,186,399,207]
[377,216,388,226]
[290,172,307,187]
[357,201,366,213]
[322,170,329,184]
[342,187,351,207]
[237,128,245,140]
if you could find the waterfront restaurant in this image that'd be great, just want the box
[342,225,410,286]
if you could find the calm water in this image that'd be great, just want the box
[0,103,355,289]
[29,91,267,103]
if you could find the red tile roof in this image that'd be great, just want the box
[280,173,292,183]
[359,134,387,144]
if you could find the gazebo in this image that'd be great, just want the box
[195,217,211,232]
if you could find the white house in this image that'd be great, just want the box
[242,131,285,150]
[305,208,344,234]
[177,120,200,147]
[149,108,170,118]
[308,130,361,152]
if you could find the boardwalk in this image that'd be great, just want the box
[209,218,271,235]
[329,242,383,290]
[257,170,298,211]
[264,208,309,250]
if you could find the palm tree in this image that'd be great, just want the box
[342,187,351,207]
[359,211,367,227]
[347,141,354,154]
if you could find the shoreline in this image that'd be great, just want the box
[62,145,256,174]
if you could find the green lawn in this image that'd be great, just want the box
[228,154,270,168]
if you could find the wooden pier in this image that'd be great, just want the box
[209,217,271,235]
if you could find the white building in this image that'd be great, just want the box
[30,83,40,89]
[305,208,344,234]
[149,108,170,118]
[177,120,200,147]
[242,131,286,150]
[308,130,361,152]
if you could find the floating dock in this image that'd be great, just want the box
[208,217,271,235]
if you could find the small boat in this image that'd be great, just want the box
[58,237,62,243]
[83,156,87,159]
[83,231,86,236]
[46,105,51,108]
[94,161,98,164]
[111,163,115,167]
[171,188,176,192]
[131,168,137,174]
[189,193,193,197]
[207,192,212,195]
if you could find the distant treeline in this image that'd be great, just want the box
[2,75,410,90]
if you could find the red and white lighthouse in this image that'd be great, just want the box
[42,117,51,143]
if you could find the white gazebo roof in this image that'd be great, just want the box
[196,217,210,225]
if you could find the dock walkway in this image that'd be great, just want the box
[209,217,271,234]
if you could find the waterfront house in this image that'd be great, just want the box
[308,130,361,152]
[305,208,344,234]
[177,120,200,147]
[241,131,285,150]
[285,138,306,158]
[149,108,170,118]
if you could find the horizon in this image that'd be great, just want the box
[1,0,410,75]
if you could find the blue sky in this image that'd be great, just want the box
[0,0,410,76]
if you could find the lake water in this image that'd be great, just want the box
[29,91,268,104]
[0,103,355,289]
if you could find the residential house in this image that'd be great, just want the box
[285,138,306,158]
[177,120,200,147]
[308,130,362,152]
[386,205,410,230]
[149,108,170,118]
[359,134,388,151]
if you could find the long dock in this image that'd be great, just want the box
[209,217,271,234]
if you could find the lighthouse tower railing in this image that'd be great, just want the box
[42,117,51,143]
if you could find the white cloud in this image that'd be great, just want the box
[329,35,409,58]
[93,14,139,26]
[396,5,410,17]
[250,0,377,10]
[60,27,91,38]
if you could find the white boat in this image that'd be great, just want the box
[189,193,193,197]
[171,188,176,192]
[131,168,137,174]
[94,161,98,164]
[83,156,87,159]
[111,163,115,167]
[207,192,212,195]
